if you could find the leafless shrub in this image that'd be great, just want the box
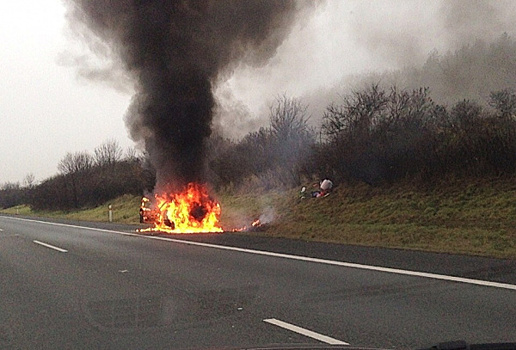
[210,95,315,190]
[58,151,93,175]
[94,139,123,167]
[489,88,516,119]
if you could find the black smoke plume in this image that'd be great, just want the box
[65,0,306,191]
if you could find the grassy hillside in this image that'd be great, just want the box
[2,177,515,258]
[218,177,516,259]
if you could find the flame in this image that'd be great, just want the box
[230,219,261,232]
[139,183,223,234]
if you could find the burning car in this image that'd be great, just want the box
[138,183,223,234]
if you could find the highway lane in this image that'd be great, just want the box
[1,215,515,349]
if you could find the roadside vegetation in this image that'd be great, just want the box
[2,176,515,259]
[1,194,141,224]
[2,34,516,259]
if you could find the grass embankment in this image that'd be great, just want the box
[1,194,141,224]
[2,177,515,258]
[218,177,516,259]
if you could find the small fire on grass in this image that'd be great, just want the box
[231,219,263,232]
[138,183,223,234]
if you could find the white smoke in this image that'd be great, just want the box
[217,0,516,136]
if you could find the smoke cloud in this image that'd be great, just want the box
[220,0,516,132]
[65,0,311,190]
[64,1,516,166]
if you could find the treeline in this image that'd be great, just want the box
[0,181,31,209]
[206,35,516,190]
[209,86,516,189]
[208,95,315,190]
[0,140,155,211]
[2,86,516,210]
[317,85,516,184]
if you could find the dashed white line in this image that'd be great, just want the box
[33,240,68,253]
[3,216,516,291]
[264,318,349,345]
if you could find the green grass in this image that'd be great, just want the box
[218,177,516,259]
[2,177,515,258]
[1,205,33,216]
[0,194,142,224]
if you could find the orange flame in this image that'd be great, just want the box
[140,183,223,234]
[230,219,261,232]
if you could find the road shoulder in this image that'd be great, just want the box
[2,213,515,285]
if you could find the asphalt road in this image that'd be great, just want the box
[1,215,515,349]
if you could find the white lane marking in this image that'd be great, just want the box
[0,228,4,231]
[264,318,349,345]
[33,240,68,253]
[3,216,516,291]
[131,235,516,291]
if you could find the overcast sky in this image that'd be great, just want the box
[1,0,515,184]
[0,0,133,184]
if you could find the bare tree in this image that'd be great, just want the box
[124,146,139,162]
[322,84,388,142]
[269,94,311,140]
[58,152,93,175]
[268,95,315,186]
[57,151,93,208]
[23,173,36,188]
[450,99,484,132]
[489,88,516,119]
[94,139,123,167]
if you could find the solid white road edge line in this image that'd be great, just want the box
[33,240,68,253]
[263,318,349,345]
[3,216,516,291]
